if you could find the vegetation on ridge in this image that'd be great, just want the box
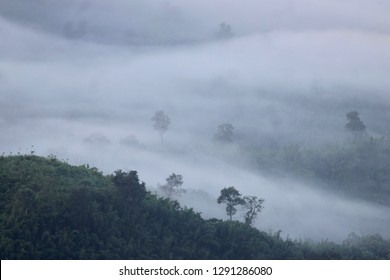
[0,155,389,260]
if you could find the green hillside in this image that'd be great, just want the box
[0,155,389,259]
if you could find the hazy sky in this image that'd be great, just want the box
[1,0,389,241]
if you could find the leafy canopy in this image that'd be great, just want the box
[217,186,245,220]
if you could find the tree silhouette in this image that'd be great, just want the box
[216,22,234,39]
[242,195,264,226]
[151,110,171,145]
[160,173,185,199]
[214,123,234,143]
[217,186,244,220]
[345,111,366,137]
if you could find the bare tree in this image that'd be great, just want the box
[242,196,264,226]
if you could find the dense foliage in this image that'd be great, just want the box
[1,155,389,259]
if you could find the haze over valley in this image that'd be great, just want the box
[1,0,390,243]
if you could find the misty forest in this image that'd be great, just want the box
[0,1,390,259]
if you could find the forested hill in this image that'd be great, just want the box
[1,155,389,260]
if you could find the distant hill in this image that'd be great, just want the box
[245,136,390,205]
[1,155,389,259]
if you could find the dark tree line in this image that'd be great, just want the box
[1,155,389,260]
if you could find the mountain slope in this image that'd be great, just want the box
[0,155,389,259]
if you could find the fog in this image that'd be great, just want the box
[1,0,390,241]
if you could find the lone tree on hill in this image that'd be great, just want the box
[151,110,171,145]
[217,186,245,221]
[160,173,185,199]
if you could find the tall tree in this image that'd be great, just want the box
[242,195,264,226]
[151,110,171,145]
[160,173,185,199]
[217,186,244,220]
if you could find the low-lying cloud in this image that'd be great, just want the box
[1,1,390,241]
